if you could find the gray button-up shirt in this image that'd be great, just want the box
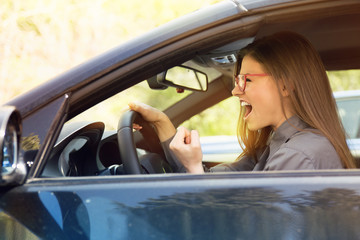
[161,116,343,172]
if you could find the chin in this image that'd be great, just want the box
[246,120,268,132]
[246,123,261,132]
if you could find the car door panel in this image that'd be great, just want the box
[2,173,360,239]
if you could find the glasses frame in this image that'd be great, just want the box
[234,73,269,92]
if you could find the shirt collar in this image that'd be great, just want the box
[273,115,308,141]
[268,115,309,158]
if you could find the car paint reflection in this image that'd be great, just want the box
[2,175,360,239]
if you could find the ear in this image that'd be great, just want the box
[280,83,290,97]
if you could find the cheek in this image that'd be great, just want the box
[252,84,282,113]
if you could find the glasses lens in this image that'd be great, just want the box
[238,75,245,91]
[235,75,247,91]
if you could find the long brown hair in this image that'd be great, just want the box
[235,31,355,168]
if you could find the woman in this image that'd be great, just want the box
[130,31,355,173]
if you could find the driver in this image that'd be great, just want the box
[130,31,355,173]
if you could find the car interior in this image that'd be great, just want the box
[39,2,360,177]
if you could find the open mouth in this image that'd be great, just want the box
[241,101,253,119]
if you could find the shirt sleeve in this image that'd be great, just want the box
[209,155,256,172]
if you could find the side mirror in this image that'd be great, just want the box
[0,106,26,186]
[148,66,208,92]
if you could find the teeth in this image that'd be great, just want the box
[241,101,251,107]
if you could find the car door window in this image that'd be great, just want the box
[69,80,191,130]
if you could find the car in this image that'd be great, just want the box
[335,90,360,160]
[201,90,360,163]
[1,0,360,239]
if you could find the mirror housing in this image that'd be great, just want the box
[0,106,26,186]
[148,66,208,92]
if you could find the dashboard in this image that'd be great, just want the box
[41,121,168,177]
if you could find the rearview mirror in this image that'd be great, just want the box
[148,66,208,92]
[0,106,26,186]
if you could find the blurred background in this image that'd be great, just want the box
[0,0,222,104]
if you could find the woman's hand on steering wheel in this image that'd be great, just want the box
[128,102,176,142]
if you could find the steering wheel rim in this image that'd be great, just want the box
[117,110,163,174]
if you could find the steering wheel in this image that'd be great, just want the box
[117,110,168,174]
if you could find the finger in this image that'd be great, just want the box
[128,102,136,110]
[128,102,152,120]
[128,101,143,112]
[132,123,142,131]
[171,127,188,147]
[183,128,191,144]
[190,130,201,147]
[184,135,190,144]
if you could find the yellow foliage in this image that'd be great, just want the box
[0,0,221,104]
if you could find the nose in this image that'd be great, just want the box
[232,85,244,96]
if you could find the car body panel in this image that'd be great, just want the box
[2,172,360,239]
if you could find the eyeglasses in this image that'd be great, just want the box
[234,73,269,92]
